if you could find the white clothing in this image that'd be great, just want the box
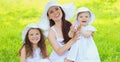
[26,48,50,62]
[67,25,101,62]
[38,1,76,38]
[49,26,68,62]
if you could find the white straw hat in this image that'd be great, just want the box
[74,7,95,25]
[37,1,76,37]
[22,23,41,43]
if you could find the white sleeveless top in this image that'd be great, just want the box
[49,26,68,62]
[26,48,50,62]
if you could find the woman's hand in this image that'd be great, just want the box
[70,25,77,32]
[69,25,78,38]
[72,30,80,41]
[77,24,82,31]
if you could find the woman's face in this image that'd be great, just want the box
[48,6,63,21]
[77,12,90,26]
[28,28,41,44]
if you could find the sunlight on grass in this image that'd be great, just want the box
[0,0,120,62]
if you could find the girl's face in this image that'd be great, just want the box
[77,12,90,26]
[48,6,63,21]
[28,28,41,44]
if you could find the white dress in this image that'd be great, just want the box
[67,25,101,62]
[26,48,50,62]
[49,26,69,62]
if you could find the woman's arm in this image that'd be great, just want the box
[20,46,26,62]
[48,29,79,56]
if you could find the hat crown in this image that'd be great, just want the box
[45,1,60,13]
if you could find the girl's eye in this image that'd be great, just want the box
[30,34,33,36]
[85,16,88,18]
[36,33,39,35]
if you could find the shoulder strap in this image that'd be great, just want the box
[51,26,59,39]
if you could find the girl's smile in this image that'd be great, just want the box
[28,28,41,44]
[77,12,90,26]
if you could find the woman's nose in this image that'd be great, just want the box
[54,11,58,14]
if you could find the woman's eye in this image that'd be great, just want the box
[55,7,59,11]
[80,16,83,18]
[50,11,53,14]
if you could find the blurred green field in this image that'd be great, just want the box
[0,0,120,62]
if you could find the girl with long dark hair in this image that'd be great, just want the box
[19,24,50,62]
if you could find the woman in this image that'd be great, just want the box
[38,1,79,62]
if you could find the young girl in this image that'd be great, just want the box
[65,7,101,62]
[19,23,50,62]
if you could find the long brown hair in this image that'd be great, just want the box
[19,28,48,58]
[47,7,71,44]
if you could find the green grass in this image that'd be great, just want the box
[0,0,120,62]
